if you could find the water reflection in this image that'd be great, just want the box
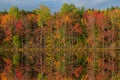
[0,49,120,80]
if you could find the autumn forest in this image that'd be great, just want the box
[0,3,120,80]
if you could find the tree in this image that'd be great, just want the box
[9,6,20,19]
[20,9,26,17]
[60,3,76,14]
[26,13,38,30]
[13,53,20,66]
[69,4,76,12]
[13,35,20,47]
[38,4,51,27]
[107,8,120,39]
[73,7,85,18]
[0,27,5,43]
[60,3,69,14]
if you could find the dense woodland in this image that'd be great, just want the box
[0,3,120,80]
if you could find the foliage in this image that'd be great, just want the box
[0,4,119,80]
[13,53,20,66]
[60,3,76,14]
[13,35,20,47]
[9,6,20,19]
[37,4,51,27]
